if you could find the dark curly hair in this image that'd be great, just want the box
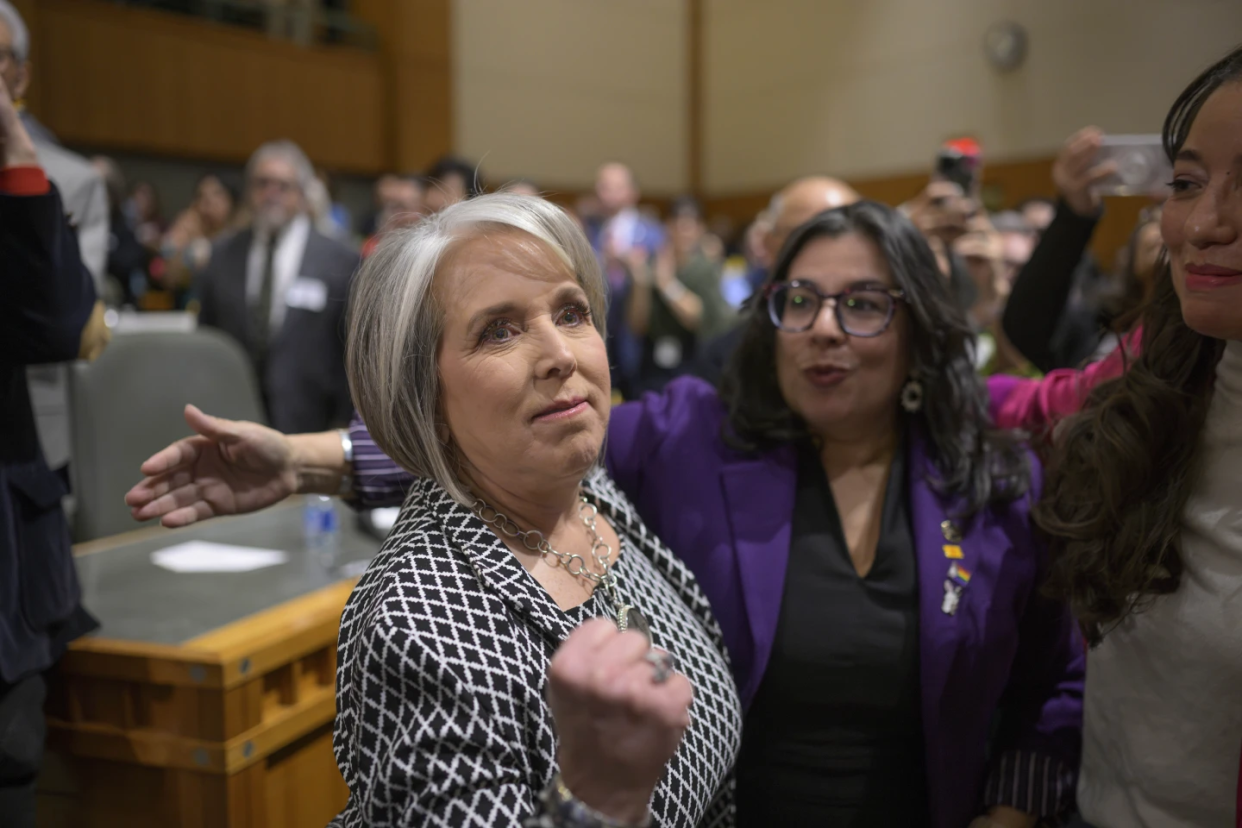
[1035,46,1242,645]
[719,200,1030,518]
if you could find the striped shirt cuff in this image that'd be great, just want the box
[347,414,416,510]
[983,749,1076,820]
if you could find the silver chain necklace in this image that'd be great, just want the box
[473,495,651,640]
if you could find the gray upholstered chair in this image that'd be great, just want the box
[68,327,266,541]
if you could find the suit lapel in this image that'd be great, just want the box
[718,442,797,705]
[227,230,255,347]
[908,435,989,765]
[429,479,580,648]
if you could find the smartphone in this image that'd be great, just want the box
[1094,135,1172,197]
[935,148,980,194]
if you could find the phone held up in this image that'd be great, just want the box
[936,147,981,195]
[1092,134,1172,198]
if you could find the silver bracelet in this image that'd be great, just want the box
[337,429,355,498]
[537,774,652,828]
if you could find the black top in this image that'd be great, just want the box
[735,437,928,827]
[1001,199,1106,372]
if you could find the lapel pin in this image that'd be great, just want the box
[948,562,971,584]
[941,579,963,616]
[940,520,962,543]
[942,544,963,559]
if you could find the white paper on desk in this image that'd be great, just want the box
[151,542,289,573]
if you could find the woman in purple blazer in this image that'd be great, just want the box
[130,201,1083,828]
[605,203,1083,828]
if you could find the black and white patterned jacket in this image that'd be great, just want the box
[329,468,743,827]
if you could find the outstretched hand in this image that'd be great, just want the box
[125,405,298,528]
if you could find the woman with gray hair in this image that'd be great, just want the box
[330,193,739,826]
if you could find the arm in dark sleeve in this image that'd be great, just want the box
[0,179,98,365]
[1001,200,1101,373]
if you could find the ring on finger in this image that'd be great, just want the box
[644,650,676,684]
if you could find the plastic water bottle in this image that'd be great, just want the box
[304,495,340,571]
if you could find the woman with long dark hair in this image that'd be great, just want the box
[1037,46,1242,827]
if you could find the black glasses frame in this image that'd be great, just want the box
[764,280,905,337]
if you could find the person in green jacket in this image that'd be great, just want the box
[625,196,735,395]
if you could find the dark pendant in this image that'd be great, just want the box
[616,604,651,641]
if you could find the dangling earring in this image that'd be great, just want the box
[900,377,924,413]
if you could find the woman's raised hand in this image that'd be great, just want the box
[547,618,693,824]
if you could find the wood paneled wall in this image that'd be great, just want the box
[352,0,453,174]
[29,0,386,173]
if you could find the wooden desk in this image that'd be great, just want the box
[37,499,381,828]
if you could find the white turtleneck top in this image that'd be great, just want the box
[1079,339,1242,827]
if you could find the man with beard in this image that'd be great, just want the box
[197,140,359,432]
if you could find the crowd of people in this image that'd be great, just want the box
[82,136,1167,416]
[3,0,1241,823]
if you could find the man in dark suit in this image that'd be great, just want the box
[0,77,103,828]
[197,140,359,433]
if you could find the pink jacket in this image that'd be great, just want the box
[989,331,1139,434]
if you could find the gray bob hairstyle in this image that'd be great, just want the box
[346,193,608,505]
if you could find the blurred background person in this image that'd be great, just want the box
[1017,196,1056,238]
[90,155,152,308]
[360,172,402,237]
[625,195,734,394]
[992,210,1038,288]
[158,171,239,308]
[741,212,774,297]
[502,177,541,198]
[592,160,665,399]
[124,179,166,252]
[954,221,1035,376]
[359,173,423,257]
[423,154,482,213]
[307,167,353,241]
[196,139,358,433]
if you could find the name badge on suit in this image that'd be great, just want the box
[285,277,328,312]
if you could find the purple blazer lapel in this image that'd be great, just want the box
[719,443,797,708]
[908,435,997,797]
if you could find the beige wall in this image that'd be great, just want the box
[454,0,689,195]
[704,0,1242,194]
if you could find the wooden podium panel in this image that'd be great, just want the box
[37,500,382,828]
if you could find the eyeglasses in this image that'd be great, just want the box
[765,280,905,336]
